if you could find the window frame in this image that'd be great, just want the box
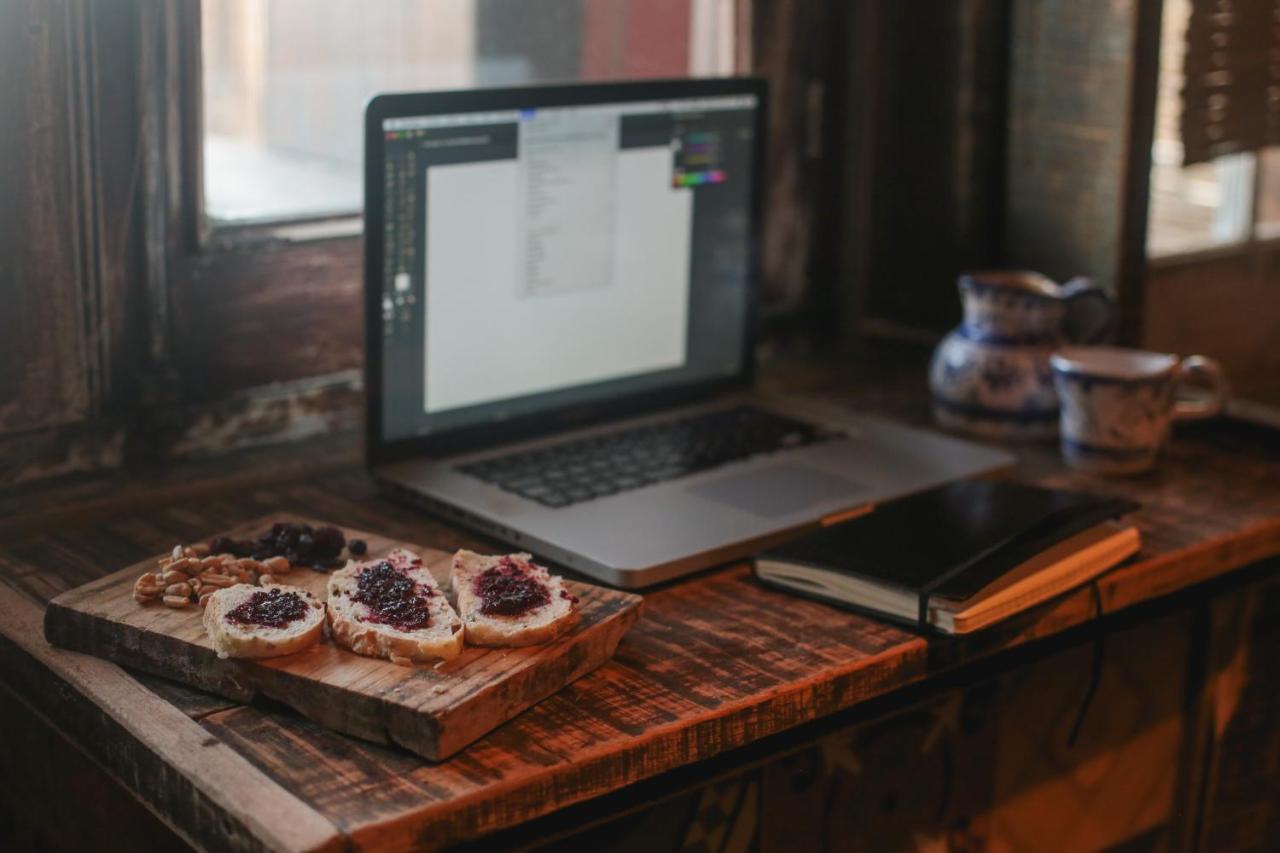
[1145,0,1280,270]
[1147,147,1280,270]
[170,3,366,250]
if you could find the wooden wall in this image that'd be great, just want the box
[844,0,1011,338]
[1005,1,1146,296]
[1144,253,1280,405]
[839,0,1161,345]
[0,0,90,438]
[0,0,146,484]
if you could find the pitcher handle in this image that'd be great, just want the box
[1061,276,1115,344]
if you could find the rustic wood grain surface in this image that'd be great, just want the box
[44,514,641,761]
[2,359,1279,849]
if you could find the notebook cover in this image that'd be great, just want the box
[756,480,1139,604]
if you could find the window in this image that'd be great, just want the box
[201,0,737,226]
[1256,147,1280,239]
[1147,0,1280,259]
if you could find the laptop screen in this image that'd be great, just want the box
[375,87,760,443]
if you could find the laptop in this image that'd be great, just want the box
[364,77,1011,588]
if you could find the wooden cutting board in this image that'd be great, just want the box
[43,514,644,761]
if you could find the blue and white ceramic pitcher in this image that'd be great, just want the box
[929,271,1114,440]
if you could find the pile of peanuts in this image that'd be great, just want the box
[133,544,293,610]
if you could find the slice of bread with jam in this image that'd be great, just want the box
[203,583,325,659]
[326,548,462,665]
[450,550,579,647]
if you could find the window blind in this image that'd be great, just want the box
[1181,0,1280,164]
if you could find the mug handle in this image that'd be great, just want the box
[1061,277,1116,344]
[1172,355,1230,420]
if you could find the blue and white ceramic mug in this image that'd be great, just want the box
[1050,347,1229,474]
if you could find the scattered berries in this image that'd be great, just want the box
[208,522,347,571]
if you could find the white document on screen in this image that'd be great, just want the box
[422,122,692,414]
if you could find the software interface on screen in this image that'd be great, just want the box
[379,93,758,442]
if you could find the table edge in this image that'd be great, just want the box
[0,584,346,853]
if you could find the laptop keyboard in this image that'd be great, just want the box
[458,406,832,509]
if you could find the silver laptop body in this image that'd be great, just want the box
[364,79,1011,588]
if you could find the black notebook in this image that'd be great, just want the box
[752,480,1140,634]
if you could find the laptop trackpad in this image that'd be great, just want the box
[688,463,864,518]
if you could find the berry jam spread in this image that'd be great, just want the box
[352,561,433,630]
[474,557,552,617]
[225,588,310,629]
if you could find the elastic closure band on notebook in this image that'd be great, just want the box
[915,533,1014,630]
[1067,580,1108,747]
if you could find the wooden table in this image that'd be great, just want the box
[2,352,1279,851]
